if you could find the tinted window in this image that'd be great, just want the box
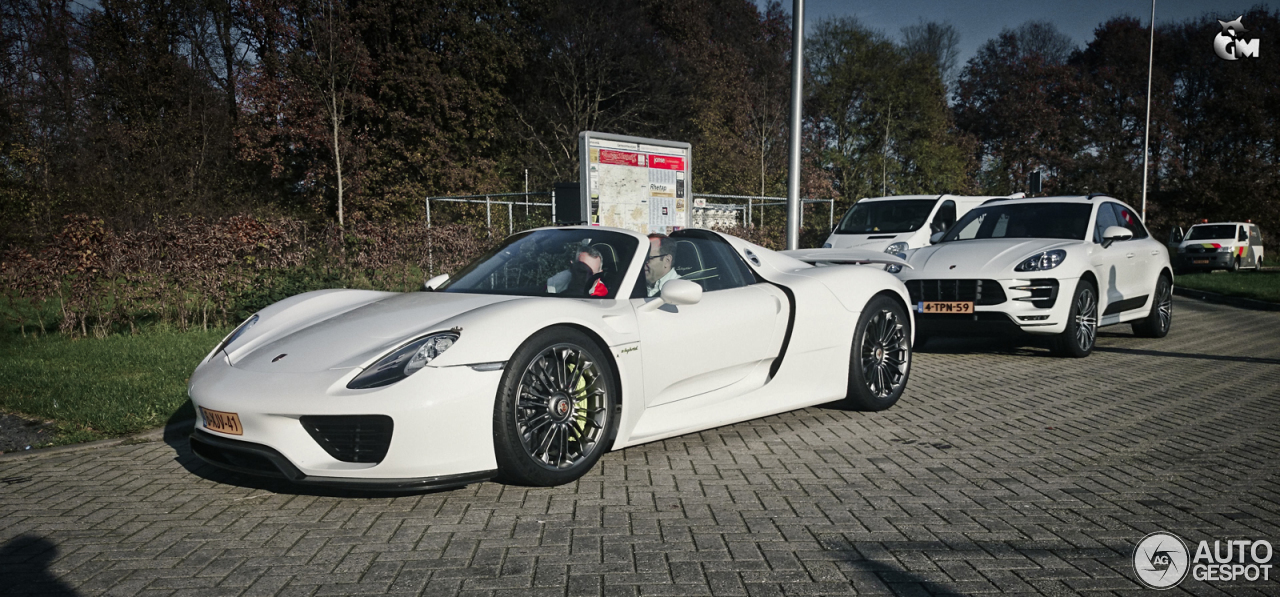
[632,230,756,298]
[440,229,639,299]
[1250,226,1263,243]
[941,203,1093,242]
[1094,202,1120,243]
[1187,225,1237,240]
[1109,203,1149,240]
[835,199,937,234]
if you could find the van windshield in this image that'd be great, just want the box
[835,199,936,234]
[1186,225,1237,241]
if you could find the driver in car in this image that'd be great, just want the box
[547,246,609,296]
[644,234,680,297]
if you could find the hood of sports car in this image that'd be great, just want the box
[229,292,519,373]
[825,233,907,252]
[904,238,1078,278]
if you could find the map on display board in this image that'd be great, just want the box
[579,132,691,235]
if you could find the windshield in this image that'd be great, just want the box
[835,199,937,234]
[438,229,639,298]
[941,203,1092,242]
[1186,225,1237,241]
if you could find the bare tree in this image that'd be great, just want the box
[1011,20,1076,65]
[294,0,368,228]
[901,20,960,93]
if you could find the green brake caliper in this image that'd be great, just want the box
[569,362,589,433]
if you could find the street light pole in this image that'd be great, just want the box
[1141,0,1156,221]
[785,0,805,250]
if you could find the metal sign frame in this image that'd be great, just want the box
[579,131,693,234]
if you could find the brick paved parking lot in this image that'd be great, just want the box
[2,297,1279,596]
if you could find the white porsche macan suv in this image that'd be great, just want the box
[895,195,1173,357]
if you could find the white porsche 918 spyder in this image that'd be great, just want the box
[188,227,914,490]
[895,195,1173,358]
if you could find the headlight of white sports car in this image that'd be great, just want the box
[347,332,459,389]
[1014,249,1067,272]
[884,242,908,274]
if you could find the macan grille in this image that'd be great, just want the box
[300,415,394,464]
[905,279,1007,305]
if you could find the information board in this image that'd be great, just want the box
[579,132,692,235]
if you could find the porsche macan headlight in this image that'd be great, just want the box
[216,314,259,354]
[347,332,459,389]
[1014,250,1067,272]
[884,242,908,273]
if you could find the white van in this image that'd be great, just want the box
[1171,221,1265,272]
[822,194,1014,254]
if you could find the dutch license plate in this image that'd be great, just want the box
[918,301,974,314]
[1193,259,1210,265]
[201,407,243,435]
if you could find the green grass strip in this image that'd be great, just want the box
[1177,270,1280,304]
[0,328,227,446]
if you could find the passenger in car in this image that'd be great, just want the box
[547,246,608,296]
[644,233,680,297]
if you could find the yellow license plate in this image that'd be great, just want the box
[201,408,243,435]
[919,301,974,314]
[1193,259,1210,264]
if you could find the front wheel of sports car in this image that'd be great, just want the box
[1052,280,1097,358]
[493,327,619,486]
[844,295,912,411]
[1132,275,1173,338]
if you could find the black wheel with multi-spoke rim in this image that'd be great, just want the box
[494,328,618,486]
[1052,280,1097,357]
[844,295,912,411]
[1133,275,1173,338]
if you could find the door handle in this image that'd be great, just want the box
[1126,253,1135,259]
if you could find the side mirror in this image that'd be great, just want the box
[929,231,945,244]
[660,279,702,306]
[424,273,450,291]
[1101,226,1133,248]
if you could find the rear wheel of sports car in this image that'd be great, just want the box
[1051,280,1097,358]
[1132,275,1173,338]
[844,295,912,411]
[494,328,618,486]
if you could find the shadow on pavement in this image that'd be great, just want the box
[914,336,1053,357]
[161,408,468,499]
[0,535,79,596]
[1093,346,1280,366]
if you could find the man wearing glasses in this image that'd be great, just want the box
[644,233,680,297]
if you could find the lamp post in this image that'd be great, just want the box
[785,0,805,250]
[1140,0,1156,221]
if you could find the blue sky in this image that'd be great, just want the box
[760,0,1277,64]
